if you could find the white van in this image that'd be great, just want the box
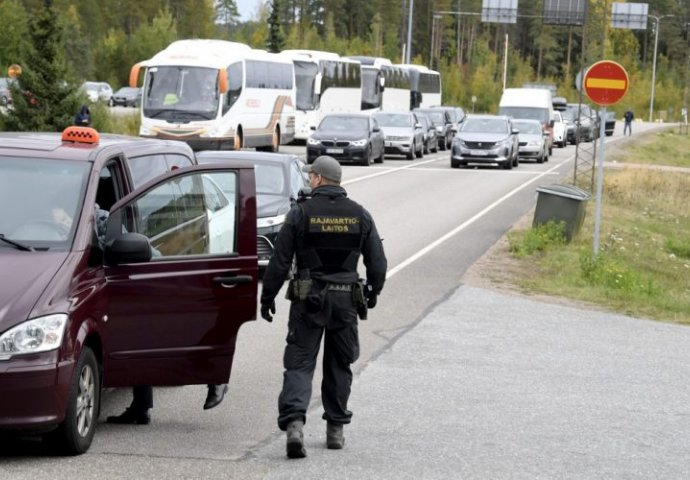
[498,88,555,154]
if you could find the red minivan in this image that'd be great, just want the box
[0,127,258,454]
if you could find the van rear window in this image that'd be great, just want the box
[498,107,549,124]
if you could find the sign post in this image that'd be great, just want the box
[583,60,629,255]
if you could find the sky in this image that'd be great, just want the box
[236,0,260,21]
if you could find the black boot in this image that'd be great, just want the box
[286,420,307,458]
[203,384,229,410]
[326,422,345,449]
[106,408,150,425]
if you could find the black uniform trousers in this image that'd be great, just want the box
[277,288,360,431]
[130,385,153,411]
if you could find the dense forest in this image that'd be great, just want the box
[1,0,689,122]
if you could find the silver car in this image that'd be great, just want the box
[451,114,519,170]
[373,111,425,160]
[512,119,548,163]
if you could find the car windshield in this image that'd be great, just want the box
[319,116,368,131]
[374,114,413,127]
[514,122,542,134]
[0,157,89,249]
[462,118,509,134]
[116,87,138,96]
[419,111,445,124]
[255,163,286,196]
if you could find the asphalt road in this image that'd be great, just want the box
[1,120,678,478]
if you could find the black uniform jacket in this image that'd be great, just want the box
[261,185,387,306]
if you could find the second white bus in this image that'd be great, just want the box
[347,56,411,113]
[396,64,442,109]
[281,50,362,141]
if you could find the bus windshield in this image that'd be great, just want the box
[143,66,219,121]
[294,61,318,111]
[361,68,382,110]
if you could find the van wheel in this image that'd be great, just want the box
[48,347,100,455]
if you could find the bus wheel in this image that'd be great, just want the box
[270,127,280,152]
[233,131,243,150]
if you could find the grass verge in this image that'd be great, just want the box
[504,131,690,324]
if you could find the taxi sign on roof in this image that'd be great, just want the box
[583,60,629,106]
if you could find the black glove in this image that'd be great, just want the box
[261,301,276,322]
[366,293,377,309]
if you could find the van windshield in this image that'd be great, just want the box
[0,157,89,249]
[499,106,549,124]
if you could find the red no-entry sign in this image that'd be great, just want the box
[583,60,629,106]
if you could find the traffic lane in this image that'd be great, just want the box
[343,150,573,269]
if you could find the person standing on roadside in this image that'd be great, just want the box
[259,155,387,459]
[623,109,634,136]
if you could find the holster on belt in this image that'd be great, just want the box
[352,280,368,320]
[285,278,313,302]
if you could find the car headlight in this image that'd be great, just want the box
[527,140,541,147]
[257,214,286,229]
[351,139,368,147]
[435,126,443,133]
[307,138,321,146]
[0,314,67,359]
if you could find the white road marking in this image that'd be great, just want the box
[385,160,567,279]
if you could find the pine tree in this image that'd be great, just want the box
[266,0,286,53]
[1,1,81,131]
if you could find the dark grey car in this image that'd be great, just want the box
[415,112,439,154]
[451,114,519,169]
[414,108,453,151]
[306,113,385,166]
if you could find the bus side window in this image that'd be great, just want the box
[224,62,243,114]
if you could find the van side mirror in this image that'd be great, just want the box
[105,233,152,266]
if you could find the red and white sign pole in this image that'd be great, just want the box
[583,60,629,255]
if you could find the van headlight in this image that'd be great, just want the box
[0,314,67,359]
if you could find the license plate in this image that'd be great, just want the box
[470,149,488,156]
[326,148,344,154]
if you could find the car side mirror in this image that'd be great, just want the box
[373,126,380,133]
[414,123,422,129]
[451,126,458,133]
[310,126,316,131]
[549,120,555,128]
[105,232,152,266]
[512,129,519,135]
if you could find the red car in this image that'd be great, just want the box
[0,127,258,454]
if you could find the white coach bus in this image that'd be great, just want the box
[346,56,411,113]
[130,39,296,151]
[396,64,442,110]
[281,50,362,141]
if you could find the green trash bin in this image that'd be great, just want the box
[533,184,591,242]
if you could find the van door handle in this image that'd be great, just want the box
[213,274,253,287]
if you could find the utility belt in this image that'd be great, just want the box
[285,278,368,320]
